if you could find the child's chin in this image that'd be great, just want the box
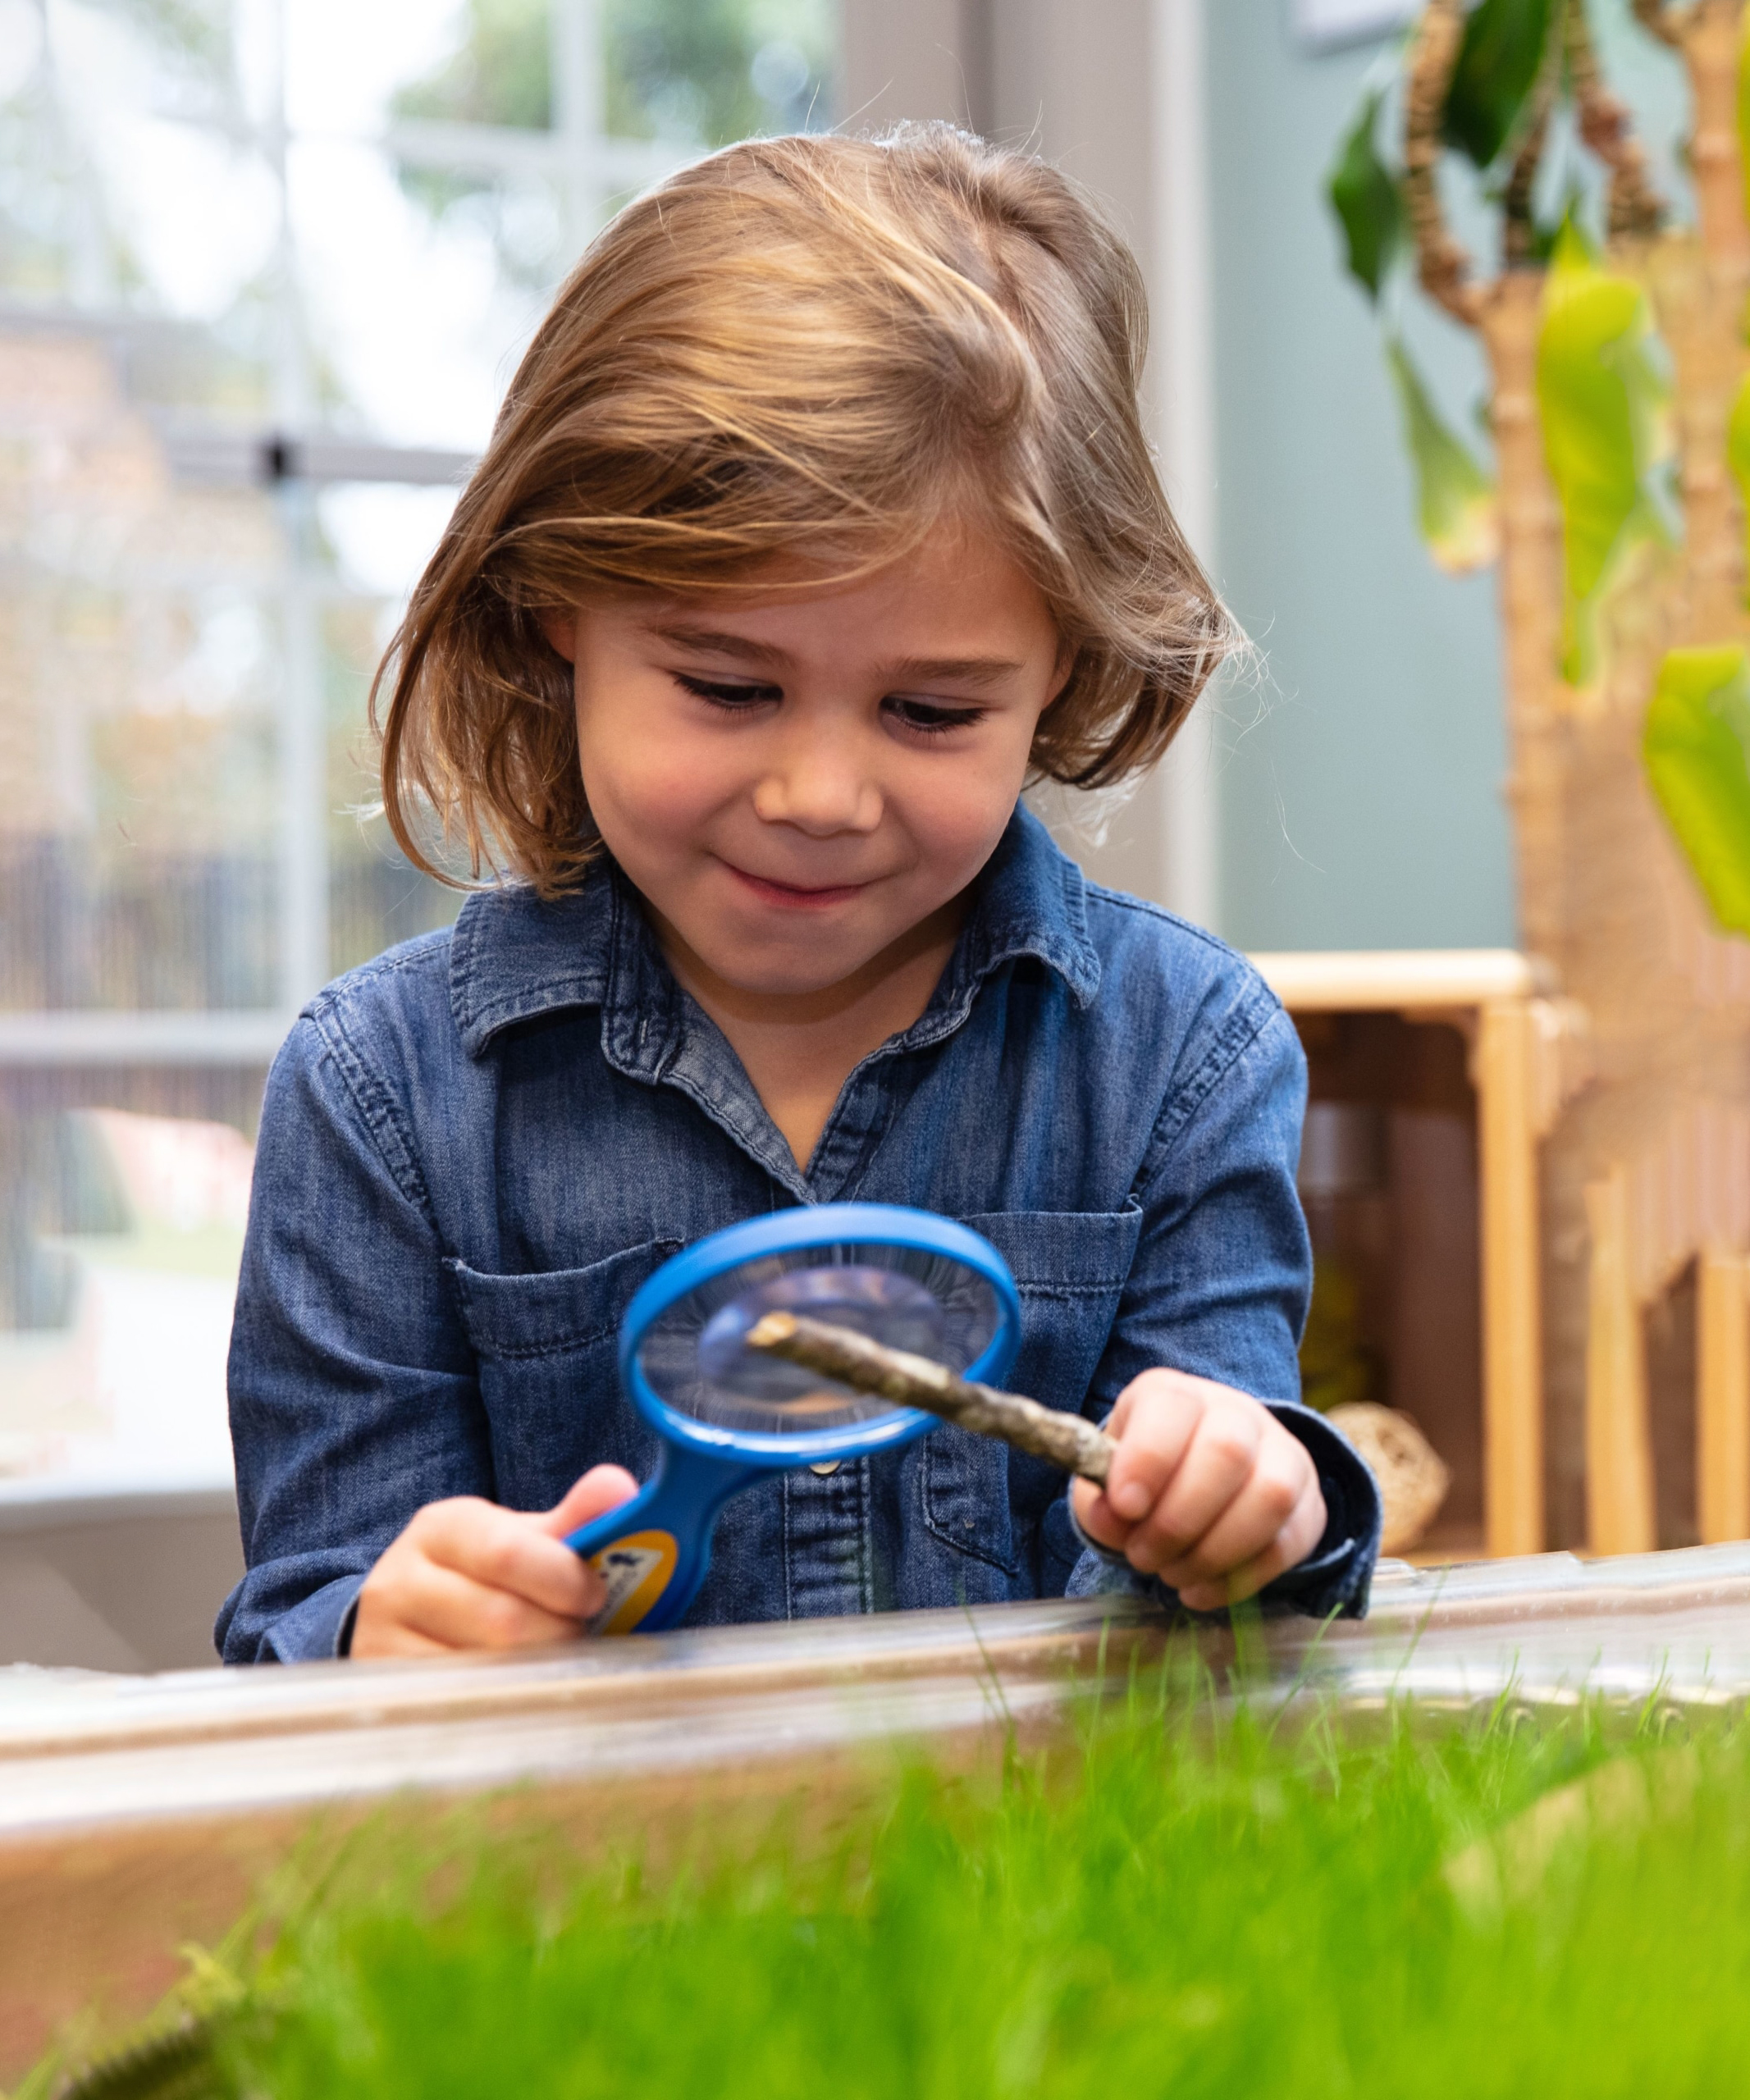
[706,939,880,1000]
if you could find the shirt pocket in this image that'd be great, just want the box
[446,1237,681,1510]
[919,1206,1143,1575]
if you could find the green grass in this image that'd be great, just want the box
[33,1685,1750,2100]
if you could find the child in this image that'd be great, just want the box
[217,126,1380,1664]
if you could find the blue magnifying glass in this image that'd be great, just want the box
[564,1203,1021,1635]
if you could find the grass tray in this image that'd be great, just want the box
[22,1673,1750,2100]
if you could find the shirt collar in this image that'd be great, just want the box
[448,801,1102,1061]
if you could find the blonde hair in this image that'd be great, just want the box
[376,123,1236,895]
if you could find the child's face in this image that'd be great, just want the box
[549,520,1068,999]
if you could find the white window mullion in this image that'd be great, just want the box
[551,0,605,256]
[267,0,330,1011]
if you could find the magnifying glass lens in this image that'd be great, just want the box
[636,1240,1000,1437]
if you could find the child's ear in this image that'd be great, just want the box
[1048,638,1076,705]
[541,614,578,664]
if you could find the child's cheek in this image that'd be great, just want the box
[619,751,724,842]
[581,718,732,861]
[901,760,1026,883]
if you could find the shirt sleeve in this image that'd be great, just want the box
[1059,995,1382,1620]
[215,1009,492,1663]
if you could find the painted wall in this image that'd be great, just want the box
[1206,8,1517,952]
[839,0,1219,921]
[838,0,1692,955]
[1205,2,1691,954]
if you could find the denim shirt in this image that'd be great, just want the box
[217,806,1381,1664]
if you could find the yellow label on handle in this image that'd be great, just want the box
[587,1528,679,1635]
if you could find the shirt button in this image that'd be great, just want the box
[809,1460,841,1476]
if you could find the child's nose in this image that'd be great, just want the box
[752,741,881,835]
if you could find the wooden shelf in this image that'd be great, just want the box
[1248,949,1541,1014]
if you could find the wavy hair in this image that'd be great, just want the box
[375,123,1236,895]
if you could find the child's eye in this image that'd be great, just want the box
[884,696,985,737]
[675,673,784,710]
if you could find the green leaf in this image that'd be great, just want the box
[1386,340,1499,573]
[1524,181,1584,265]
[1644,646,1750,936]
[1537,221,1673,682]
[1327,87,1404,301]
[1442,0,1556,169]
[1727,372,1750,600]
[1722,372,1748,609]
[1739,10,1750,228]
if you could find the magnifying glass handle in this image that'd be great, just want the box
[564,1443,761,1637]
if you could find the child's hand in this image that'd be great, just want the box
[1069,1371,1326,1610]
[350,1466,638,1659]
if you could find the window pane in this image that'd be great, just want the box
[0,324,282,1011]
[606,0,836,147]
[0,0,840,1557]
[289,134,564,452]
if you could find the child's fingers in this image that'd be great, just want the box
[354,1475,645,1664]
[383,1553,588,1651]
[1173,1477,1328,1611]
[1079,1372,1204,1542]
[1118,1402,1263,1576]
[1151,1434,1317,1589]
[350,1619,452,1661]
[541,1463,641,1542]
[1069,1472,1119,1550]
[417,1498,601,1623]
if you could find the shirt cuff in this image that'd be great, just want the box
[257,1573,368,1663]
[1062,1396,1382,1623]
[1254,1398,1382,1618]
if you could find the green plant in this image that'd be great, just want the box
[1643,643,1750,929]
[1328,2,1668,584]
[1325,3,1750,954]
[27,1694,1750,2100]
[1536,221,1674,682]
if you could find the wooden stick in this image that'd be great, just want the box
[744,1312,1114,1486]
[1568,0,1665,238]
[1403,0,1486,327]
[1630,0,1688,49]
[1477,998,1547,1556]
[1584,1166,1657,1555]
[1501,30,1559,268]
[1697,1249,1750,1543]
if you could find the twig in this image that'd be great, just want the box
[1404,0,1487,326]
[1569,0,1665,236]
[1501,14,1562,268]
[1630,0,1691,48]
[745,1312,1115,1485]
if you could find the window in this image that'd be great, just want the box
[0,0,835,1500]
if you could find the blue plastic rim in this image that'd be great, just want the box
[566,1204,1021,1636]
[620,1203,1022,1463]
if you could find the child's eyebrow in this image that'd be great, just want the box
[651,623,788,664]
[884,655,1026,687]
[650,623,1025,687]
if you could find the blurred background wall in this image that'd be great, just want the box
[843,0,1514,951]
[1204,5,1516,953]
[0,0,1694,1666]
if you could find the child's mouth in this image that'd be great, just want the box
[723,862,871,909]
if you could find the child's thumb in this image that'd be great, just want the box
[542,1464,640,1541]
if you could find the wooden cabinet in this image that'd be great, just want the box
[1250,950,1559,1559]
